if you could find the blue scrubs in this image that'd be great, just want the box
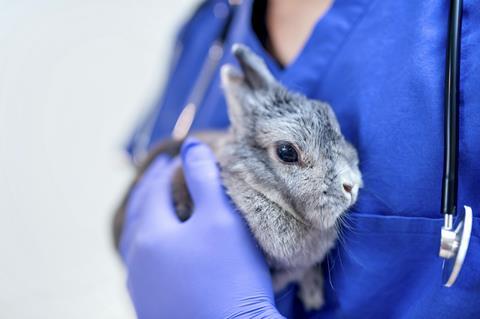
[127,0,480,317]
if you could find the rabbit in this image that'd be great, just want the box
[113,44,362,310]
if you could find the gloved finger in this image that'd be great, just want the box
[125,155,175,224]
[139,156,182,228]
[120,156,180,259]
[127,155,171,208]
[138,154,174,186]
[181,138,231,220]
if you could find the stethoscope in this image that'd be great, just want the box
[438,0,472,287]
[130,0,472,287]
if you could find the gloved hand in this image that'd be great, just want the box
[120,139,285,319]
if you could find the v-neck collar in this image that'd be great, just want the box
[227,0,372,97]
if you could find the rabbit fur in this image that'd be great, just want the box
[113,44,362,310]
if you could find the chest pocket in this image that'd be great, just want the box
[323,212,480,319]
[273,212,480,319]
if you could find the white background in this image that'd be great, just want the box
[0,0,198,317]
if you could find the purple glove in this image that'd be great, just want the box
[120,139,285,319]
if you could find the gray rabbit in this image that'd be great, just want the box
[113,44,362,310]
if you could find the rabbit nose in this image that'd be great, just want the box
[341,180,358,205]
[338,166,362,204]
[343,183,353,194]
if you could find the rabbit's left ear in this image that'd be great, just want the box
[231,43,275,90]
[221,44,277,132]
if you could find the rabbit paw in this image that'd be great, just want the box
[298,266,325,311]
[272,269,303,292]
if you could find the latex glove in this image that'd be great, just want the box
[120,139,285,319]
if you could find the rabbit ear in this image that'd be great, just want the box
[231,43,275,90]
[220,64,250,130]
[220,45,277,133]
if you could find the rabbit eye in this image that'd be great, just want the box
[276,142,299,163]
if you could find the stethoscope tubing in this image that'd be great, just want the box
[440,0,473,288]
[441,0,462,218]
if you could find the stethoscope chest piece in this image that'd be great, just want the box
[440,205,473,287]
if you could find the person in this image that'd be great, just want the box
[118,0,480,318]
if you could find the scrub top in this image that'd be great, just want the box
[126,0,480,318]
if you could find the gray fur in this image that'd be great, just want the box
[113,44,362,310]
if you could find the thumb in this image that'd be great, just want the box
[181,138,229,213]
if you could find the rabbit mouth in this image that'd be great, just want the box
[251,181,353,230]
